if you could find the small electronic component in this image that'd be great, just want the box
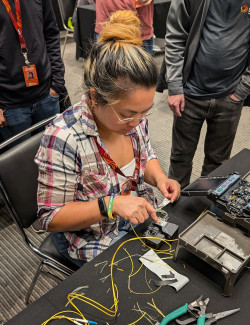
[143,213,179,249]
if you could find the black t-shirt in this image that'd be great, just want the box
[184,0,250,99]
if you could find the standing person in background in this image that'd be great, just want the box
[95,0,154,54]
[163,0,250,189]
[0,0,66,147]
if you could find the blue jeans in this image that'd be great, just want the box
[94,32,154,55]
[0,93,60,148]
[142,37,154,55]
[53,233,86,268]
[109,219,137,245]
[53,220,137,267]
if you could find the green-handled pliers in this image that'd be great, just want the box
[159,303,240,325]
[159,303,190,325]
[159,295,240,325]
[197,308,240,325]
[159,295,209,325]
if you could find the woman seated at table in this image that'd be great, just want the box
[35,10,180,267]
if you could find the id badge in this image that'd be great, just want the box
[23,65,39,87]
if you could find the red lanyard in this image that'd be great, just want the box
[94,137,141,195]
[2,0,26,50]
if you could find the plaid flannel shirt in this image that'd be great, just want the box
[35,95,157,262]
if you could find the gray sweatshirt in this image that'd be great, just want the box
[165,0,250,101]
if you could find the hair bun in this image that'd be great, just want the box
[99,10,142,46]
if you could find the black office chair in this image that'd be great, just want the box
[0,116,79,304]
[53,0,76,58]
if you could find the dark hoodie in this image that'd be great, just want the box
[0,0,65,109]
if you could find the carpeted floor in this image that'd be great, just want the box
[0,204,62,324]
[0,39,249,324]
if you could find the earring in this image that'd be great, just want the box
[90,101,97,110]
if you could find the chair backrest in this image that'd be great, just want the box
[54,0,76,31]
[0,132,43,229]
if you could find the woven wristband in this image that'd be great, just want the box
[107,194,115,219]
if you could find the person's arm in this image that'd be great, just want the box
[49,195,159,231]
[144,158,180,203]
[165,0,190,95]
[165,0,190,116]
[233,60,250,101]
[36,130,107,232]
[48,199,105,232]
[41,0,65,95]
[36,129,159,233]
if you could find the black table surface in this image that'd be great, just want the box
[6,149,250,325]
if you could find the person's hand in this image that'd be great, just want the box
[0,108,7,128]
[112,195,160,225]
[137,0,153,6]
[156,176,181,203]
[50,88,59,97]
[168,94,185,117]
[229,94,241,102]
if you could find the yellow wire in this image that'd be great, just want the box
[124,247,134,275]
[42,224,182,324]
[197,207,209,218]
[67,292,116,317]
[128,281,161,296]
[151,298,165,318]
[66,294,85,319]
[124,247,162,296]
[131,223,178,255]
[145,268,153,291]
[127,312,147,325]
[41,310,83,325]
[130,259,144,277]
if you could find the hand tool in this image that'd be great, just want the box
[197,308,240,325]
[159,295,208,325]
[159,295,240,325]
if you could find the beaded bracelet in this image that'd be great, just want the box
[107,194,115,219]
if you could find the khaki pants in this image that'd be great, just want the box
[168,95,243,189]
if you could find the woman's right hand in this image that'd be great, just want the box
[112,195,160,225]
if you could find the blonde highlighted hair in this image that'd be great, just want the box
[83,10,157,105]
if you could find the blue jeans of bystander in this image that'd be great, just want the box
[142,37,153,55]
[0,93,60,147]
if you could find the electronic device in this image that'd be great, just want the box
[182,172,250,236]
[174,210,250,296]
[143,212,179,249]
[181,176,228,196]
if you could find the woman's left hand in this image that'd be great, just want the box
[156,177,181,203]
